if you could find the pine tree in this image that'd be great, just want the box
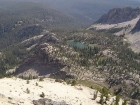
[115,95,120,105]
[99,94,104,105]
[122,100,127,105]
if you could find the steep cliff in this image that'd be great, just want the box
[131,18,140,33]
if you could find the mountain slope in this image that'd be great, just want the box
[7,28,139,102]
[88,7,140,52]
[0,1,84,78]
[81,7,140,101]
[95,7,140,24]
[131,18,140,33]
[0,2,85,48]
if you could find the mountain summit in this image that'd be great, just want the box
[95,7,140,24]
[88,7,140,52]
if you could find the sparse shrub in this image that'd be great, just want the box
[33,76,37,79]
[122,100,127,105]
[105,94,110,101]
[66,80,71,84]
[39,77,44,81]
[71,80,77,86]
[7,74,13,78]
[8,97,12,100]
[63,78,69,84]
[26,88,30,94]
[115,95,120,105]
[101,87,110,102]
[93,90,98,100]
[90,86,94,89]
[99,94,104,105]
[39,86,43,88]
[101,87,109,96]
[55,79,63,83]
[28,75,32,80]
[63,78,67,82]
[27,80,29,84]
[40,92,45,98]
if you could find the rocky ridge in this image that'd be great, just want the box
[95,7,140,24]
[14,43,67,78]
[88,7,140,52]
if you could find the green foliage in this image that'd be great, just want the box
[6,74,13,78]
[122,100,127,105]
[100,87,110,103]
[71,80,77,86]
[71,45,99,67]
[99,94,104,105]
[78,80,102,92]
[90,86,94,89]
[116,46,140,70]
[0,45,30,78]
[105,94,110,101]
[16,25,44,39]
[67,30,140,100]
[8,97,12,100]
[101,87,109,96]
[98,57,106,65]
[39,77,44,81]
[115,95,120,105]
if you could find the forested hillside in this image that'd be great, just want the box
[0,2,84,77]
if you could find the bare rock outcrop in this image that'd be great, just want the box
[14,43,66,78]
[33,98,68,105]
